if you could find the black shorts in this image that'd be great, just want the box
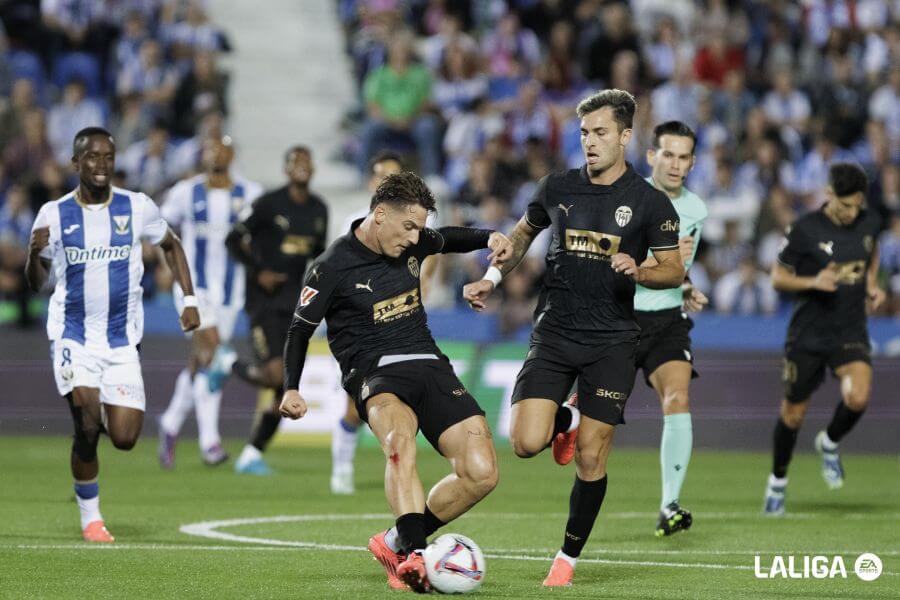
[635,308,698,386]
[352,358,485,452]
[511,332,638,426]
[783,338,872,403]
[250,309,294,363]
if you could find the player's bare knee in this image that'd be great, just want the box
[109,430,139,451]
[510,433,546,458]
[779,400,807,428]
[661,389,689,414]
[383,431,416,466]
[843,389,869,412]
[574,452,606,480]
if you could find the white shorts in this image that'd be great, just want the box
[51,340,146,411]
[173,286,241,343]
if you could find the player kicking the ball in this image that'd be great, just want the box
[280,172,511,592]
[25,127,199,542]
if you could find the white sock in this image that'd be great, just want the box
[768,474,788,489]
[565,405,581,433]
[555,549,577,568]
[193,371,222,450]
[384,527,402,553]
[331,418,359,473]
[74,482,103,530]
[237,444,262,466]
[160,369,194,434]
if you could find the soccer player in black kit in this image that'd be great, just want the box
[279,172,511,593]
[763,163,885,515]
[211,145,328,475]
[464,89,685,587]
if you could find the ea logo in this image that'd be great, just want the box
[854,553,882,581]
[614,206,632,227]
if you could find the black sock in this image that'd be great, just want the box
[423,505,446,538]
[561,475,608,559]
[772,418,799,478]
[250,408,281,451]
[396,512,427,555]
[826,402,865,443]
[552,405,574,437]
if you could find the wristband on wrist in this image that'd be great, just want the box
[483,266,502,287]
[182,294,198,308]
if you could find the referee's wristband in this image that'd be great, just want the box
[182,295,199,308]
[482,266,502,287]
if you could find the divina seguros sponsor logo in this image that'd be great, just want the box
[754,553,882,581]
[65,245,131,264]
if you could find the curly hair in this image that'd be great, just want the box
[370,171,436,213]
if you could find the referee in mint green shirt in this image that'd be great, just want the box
[634,121,709,537]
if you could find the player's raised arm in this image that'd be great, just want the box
[25,227,51,292]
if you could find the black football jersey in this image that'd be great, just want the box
[290,222,490,389]
[239,186,328,314]
[525,165,680,343]
[778,207,881,350]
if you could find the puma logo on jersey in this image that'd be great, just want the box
[355,279,373,292]
[558,203,574,217]
[818,241,834,256]
[63,223,81,235]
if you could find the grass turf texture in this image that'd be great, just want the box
[1,436,896,598]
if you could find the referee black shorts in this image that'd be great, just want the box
[351,357,485,452]
[634,308,699,387]
[783,338,872,403]
[250,309,294,363]
[511,330,638,426]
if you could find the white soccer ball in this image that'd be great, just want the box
[423,533,486,594]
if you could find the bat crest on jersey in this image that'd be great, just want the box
[615,206,632,227]
[299,286,319,307]
[408,256,420,278]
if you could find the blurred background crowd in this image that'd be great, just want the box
[0,0,898,339]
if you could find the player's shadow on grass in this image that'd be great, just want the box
[789,500,894,513]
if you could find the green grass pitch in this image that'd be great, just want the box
[1,436,896,598]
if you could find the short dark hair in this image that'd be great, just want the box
[370,171,436,213]
[829,163,868,197]
[576,89,636,131]
[652,121,697,153]
[284,145,311,163]
[368,150,404,175]
[73,126,114,156]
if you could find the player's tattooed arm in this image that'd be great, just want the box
[462,216,538,311]
[866,243,886,311]
[498,216,539,277]
[25,226,51,291]
[159,227,200,331]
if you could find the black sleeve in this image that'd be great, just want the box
[524,175,551,230]
[282,260,341,390]
[314,206,328,257]
[647,193,680,251]
[428,227,493,254]
[777,222,810,271]
[226,199,269,269]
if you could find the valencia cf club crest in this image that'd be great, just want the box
[408,256,420,278]
[614,206,632,227]
[863,235,873,253]
[113,215,130,235]
[299,286,319,307]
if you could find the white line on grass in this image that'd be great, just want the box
[172,514,898,576]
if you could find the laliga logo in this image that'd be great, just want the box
[753,553,882,581]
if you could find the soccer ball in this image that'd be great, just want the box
[423,533,485,594]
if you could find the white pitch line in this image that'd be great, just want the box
[174,514,899,577]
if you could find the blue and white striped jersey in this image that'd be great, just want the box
[32,187,169,349]
[161,174,263,309]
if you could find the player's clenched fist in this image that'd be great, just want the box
[463,279,495,312]
[180,306,201,332]
[280,389,308,419]
[30,226,50,256]
[610,252,639,279]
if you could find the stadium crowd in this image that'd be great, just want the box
[337,0,900,334]
[1,0,898,337]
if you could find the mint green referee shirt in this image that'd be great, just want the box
[633,177,708,312]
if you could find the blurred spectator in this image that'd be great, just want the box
[432,43,487,120]
[868,65,900,154]
[359,31,441,175]
[643,15,690,84]
[812,54,868,148]
[110,92,152,150]
[2,108,53,186]
[421,13,477,71]
[119,120,179,197]
[0,184,35,326]
[879,212,900,315]
[0,79,39,151]
[713,256,778,315]
[47,78,105,164]
[761,69,811,137]
[116,39,180,115]
[481,12,541,78]
[705,218,752,281]
[161,0,231,67]
[507,81,552,153]
[693,31,744,87]
[581,2,642,84]
[27,160,68,214]
[651,58,703,127]
[171,50,228,137]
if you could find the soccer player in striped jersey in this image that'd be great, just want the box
[156,135,263,468]
[25,127,200,542]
